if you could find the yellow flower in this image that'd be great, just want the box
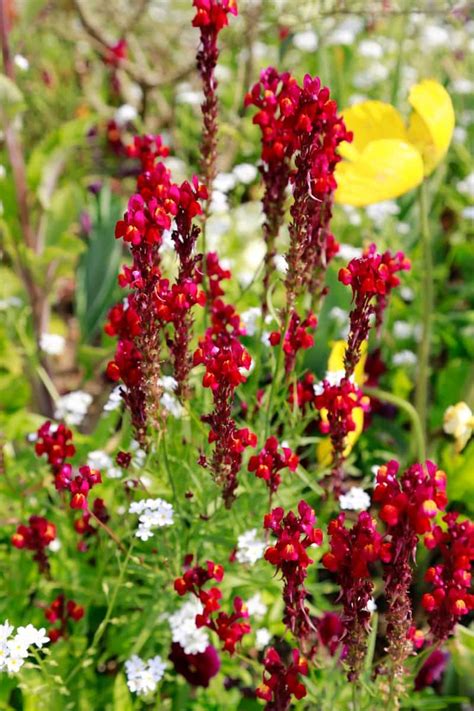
[443,402,474,453]
[335,80,454,207]
[317,341,367,465]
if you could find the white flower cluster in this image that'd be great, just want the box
[129,498,174,541]
[124,654,166,696]
[168,597,209,655]
[87,450,122,479]
[103,386,123,413]
[339,487,371,512]
[240,307,262,337]
[159,377,184,419]
[39,333,66,356]
[235,529,266,566]
[0,621,49,674]
[54,390,92,426]
[246,593,267,620]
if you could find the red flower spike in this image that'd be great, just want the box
[339,243,410,378]
[374,459,449,677]
[421,512,474,640]
[264,501,322,640]
[44,594,84,642]
[11,516,56,574]
[248,436,298,494]
[255,646,308,709]
[323,512,386,680]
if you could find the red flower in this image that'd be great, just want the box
[12,516,56,574]
[264,501,322,639]
[169,643,221,687]
[44,594,84,642]
[256,647,308,709]
[248,436,298,494]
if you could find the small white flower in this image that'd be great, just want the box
[454,126,467,143]
[339,487,371,512]
[255,628,271,650]
[214,172,237,193]
[14,54,29,71]
[160,392,184,418]
[421,24,449,49]
[392,350,417,367]
[341,204,362,226]
[147,655,166,682]
[324,370,349,388]
[54,390,92,426]
[353,63,389,89]
[5,655,24,673]
[240,307,262,336]
[396,221,410,236]
[457,172,474,199]
[400,286,414,302]
[365,598,377,613]
[358,39,383,59]
[337,244,362,261]
[462,206,474,220]
[0,622,14,644]
[233,163,258,184]
[130,498,174,540]
[40,333,66,356]
[393,321,421,341]
[158,376,178,393]
[103,386,123,412]
[125,653,165,696]
[453,78,474,95]
[293,30,318,52]
[236,529,266,566]
[114,104,138,127]
[210,189,228,214]
[168,597,209,654]
[273,254,288,274]
[366,200,399,227]
[48,538,61,552]
[246,593,267,620]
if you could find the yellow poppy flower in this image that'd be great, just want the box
[335,80,454,207]
[317,341,367,465]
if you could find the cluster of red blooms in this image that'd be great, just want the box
[244,68,299,307]
[174,557,250,654]
[288,372,317,411]
[256,647,308,711]
[339,244,410,377]
[269,311,317,374]
[11,516,56,574]
[193,0,238,193]
[195,253,256,507]
[74,498,110,552]
[107,135,209,435]
[322,512,390,679]
[34,421,102,512]
[283,75,351,310]
[246,70,349,313]
[264,502,323,639]
[374,460,448,679]
[44,594,84,643]
[247,436,298,494]
[422,512,474,640]
[314,378,370,492]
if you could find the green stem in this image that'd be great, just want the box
[264,310,291,439]
[364,387,426,462]
[414,180,432,446]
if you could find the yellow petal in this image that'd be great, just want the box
[335,139,424,206]
[339,101,408,160]
[316,407,365,464]
[407,80,454,176]
[327,340,367,386]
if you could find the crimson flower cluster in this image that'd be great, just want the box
[108,136,208,435]
[256,647,308,711]
[11,516,56,574]
[195,253,256,507]
[45,594,85,643]
[374,460,448,681]
[422,512,474,640]
[314,378,370,492]
[322,512,390,680]
[193,0,238,194]
[264,501,323,640]
[174,558,250,655]
[339,244,410,377]
[74,497,110,552]
[269,311,317,374]
[244,68,299,306]
[34,421,102,512]
[248,436,298,494]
